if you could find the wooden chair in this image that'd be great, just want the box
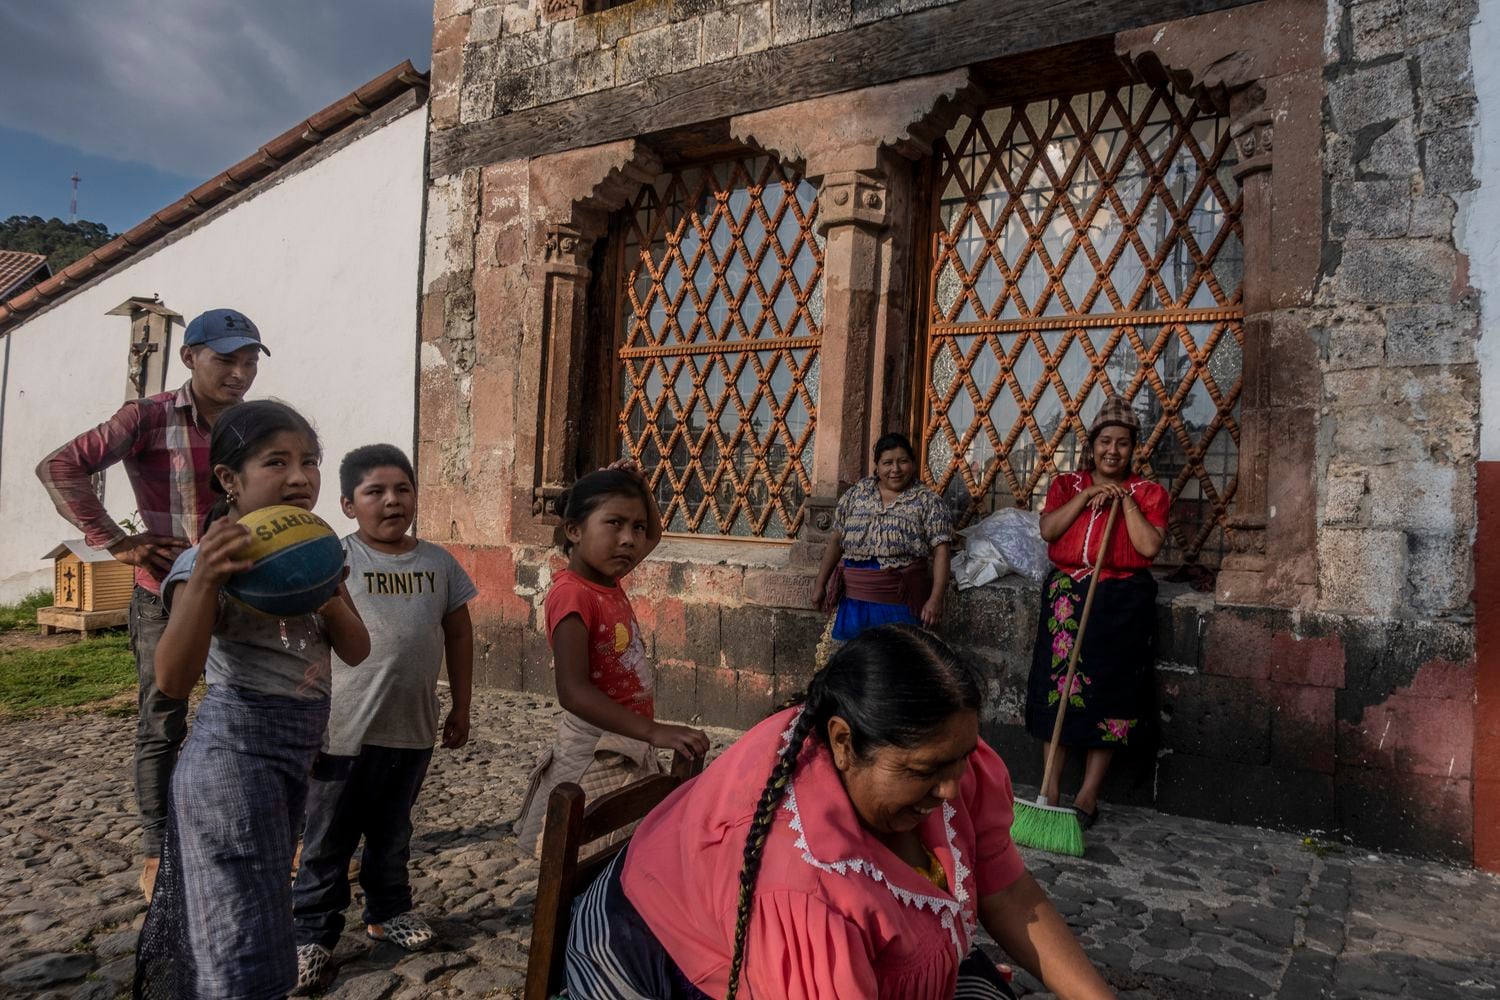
[524,751,704,1000]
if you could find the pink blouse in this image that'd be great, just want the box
[622,707,1027,999]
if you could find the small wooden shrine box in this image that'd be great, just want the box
[37,540,132,635]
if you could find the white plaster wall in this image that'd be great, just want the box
[0,107,427,602]
[1470,1,1500,461]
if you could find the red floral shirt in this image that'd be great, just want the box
[543,569,654,718]
[1042,471,1168,580]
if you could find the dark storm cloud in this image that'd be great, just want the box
[0,1,432,178]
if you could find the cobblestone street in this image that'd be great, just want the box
[2,691,1497,999]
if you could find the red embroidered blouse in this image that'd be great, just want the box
[1041,471,1169,581]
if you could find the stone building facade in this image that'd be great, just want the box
[417,0,1496,866]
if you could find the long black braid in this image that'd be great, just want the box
[723,625,983,999]
[724,675,827,999]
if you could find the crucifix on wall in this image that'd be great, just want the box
[127,335,159,398]
[107,296,181,402]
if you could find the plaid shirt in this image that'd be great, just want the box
[37,382,215,594]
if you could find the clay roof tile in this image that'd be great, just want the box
[0,251,50,299]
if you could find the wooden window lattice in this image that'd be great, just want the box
[616,156,824,538]
[922,85,1244,566]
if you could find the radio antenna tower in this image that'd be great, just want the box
[69,172,81,223]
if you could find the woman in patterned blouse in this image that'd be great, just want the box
[813,433,954,640]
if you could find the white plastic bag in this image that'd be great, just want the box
[950,508,1051,590]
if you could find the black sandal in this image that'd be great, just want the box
[1072,805,1100,831]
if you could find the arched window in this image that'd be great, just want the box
[615,156,823,538]
[922,84,1243,565]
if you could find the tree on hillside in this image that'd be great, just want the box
[0,216,117,271]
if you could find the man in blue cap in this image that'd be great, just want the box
[38,308,269,900]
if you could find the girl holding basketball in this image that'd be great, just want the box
[136,400,369,1000]
[515,462,710,855]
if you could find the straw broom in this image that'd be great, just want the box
[1011,497,1121,857]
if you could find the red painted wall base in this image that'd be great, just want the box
[1474,462,1500,872]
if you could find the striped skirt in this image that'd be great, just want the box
[135,685,328,1000]
[565,853,1017,999]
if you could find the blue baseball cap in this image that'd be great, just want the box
[183,308,269,356]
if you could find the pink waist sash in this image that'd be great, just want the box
[840,559,932,618]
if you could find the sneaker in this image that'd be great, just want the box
[366,912,435,951]
[293,943,334,995]
[138,857,160,903]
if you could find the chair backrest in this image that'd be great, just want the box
[524,751,704,1000]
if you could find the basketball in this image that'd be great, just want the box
[223,505,345,616]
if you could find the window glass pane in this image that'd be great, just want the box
[617,156,821,537]
[922,84,1243,567]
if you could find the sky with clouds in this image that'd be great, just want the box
[0,1,433,234]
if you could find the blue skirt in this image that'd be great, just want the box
[136,685,329,1000]
[831,559,921,641]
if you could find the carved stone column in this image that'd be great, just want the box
[509,139,662,541]
[533,222,596,519]
[1216,111,1274,597]
[1117,4,1324,608]
[800,168,893,542]
[729,70,981,552]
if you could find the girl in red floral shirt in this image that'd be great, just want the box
[515,463,708,854]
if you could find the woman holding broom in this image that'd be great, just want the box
[1024,398,1167,831]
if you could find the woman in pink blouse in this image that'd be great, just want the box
[565,625,1115,1000]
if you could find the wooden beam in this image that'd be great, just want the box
[431,0,1262,176]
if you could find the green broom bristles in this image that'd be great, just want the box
[1011,797,1086,857]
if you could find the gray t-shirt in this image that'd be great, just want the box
[163,546,332,700]
[325,535,477,756]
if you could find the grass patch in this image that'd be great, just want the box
[0,634,136,716]
[0,589,53,631]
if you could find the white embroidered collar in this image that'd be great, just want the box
[777,713,978,956]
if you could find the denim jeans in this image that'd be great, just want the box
[130,586,186,857]
[292,745,433,948]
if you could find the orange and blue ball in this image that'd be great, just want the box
[224,505,344,617]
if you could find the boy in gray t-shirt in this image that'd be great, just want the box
[291,445,477,993]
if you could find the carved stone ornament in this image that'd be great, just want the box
[1230,111,1274,180]
[542,223,594,266]
[803,494,841,537]
[817,171,890,233]
[1226,515,1268,557]
[533,484,567,519]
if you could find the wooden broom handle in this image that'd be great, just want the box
[1039,497,1121,800]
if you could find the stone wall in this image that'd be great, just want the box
[446,533,1474,857]
[1316,0,1481,618]
[431,0,964,132]
[418,0,1490,863]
